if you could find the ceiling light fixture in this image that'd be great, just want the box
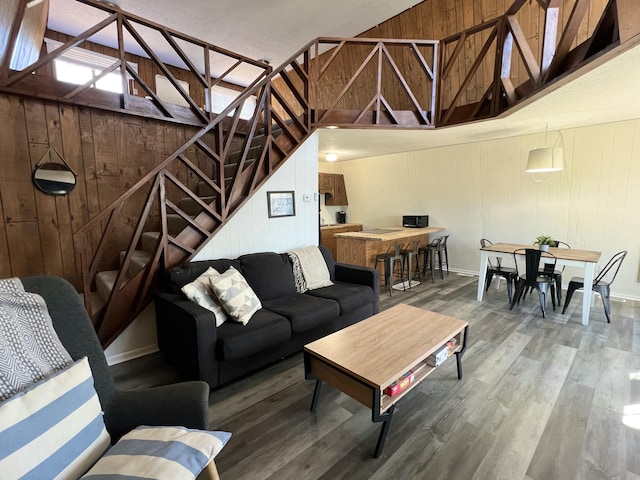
[326,125,338,129]
[526,123,564,173]
[325,153,338,162]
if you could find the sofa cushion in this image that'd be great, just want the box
[216,310,291,361]
[0,357,110,479]
[166,259,242,294]
[318,246,336,280]
[239,252,296,301]
[81,426,230,480]
[305,281,374,315]
[263,293,340,333]
[180,267,227,327]
[209,266,262,325]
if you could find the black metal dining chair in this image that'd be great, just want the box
[510,248,557,318]
[537,240,570,305]
[561,250,627,323]
[480,238,517,303]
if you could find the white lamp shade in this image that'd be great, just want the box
[325,153,338,162]
[526,147,564,173]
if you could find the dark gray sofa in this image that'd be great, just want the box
[154,246,379,389]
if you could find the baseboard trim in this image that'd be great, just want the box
[106,344,159,366]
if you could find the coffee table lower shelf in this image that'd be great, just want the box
[304,322,468,458]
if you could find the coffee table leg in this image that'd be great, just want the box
[454,325,469,379]
[310,380,322,411]
[373,404,395,458]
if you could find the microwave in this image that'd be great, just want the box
[402,215,429,228]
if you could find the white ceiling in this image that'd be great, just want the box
[48,0,423,84]
[47,0,640,161]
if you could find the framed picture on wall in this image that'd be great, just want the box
[267,191,295,218]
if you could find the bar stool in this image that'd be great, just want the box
[419,237,444,283]
[401,240,422,287]
[375,244,405,296]
[439,235,450,275]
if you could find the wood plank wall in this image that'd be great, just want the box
[284,0,610,114]
[0,92,215,290]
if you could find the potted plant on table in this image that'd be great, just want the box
[535,235,555,252]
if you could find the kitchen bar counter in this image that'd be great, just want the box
[320,223,363,259]
[335,227,445,268]
[320,223,362,231]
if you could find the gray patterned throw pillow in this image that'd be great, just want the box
[0,290,72,401]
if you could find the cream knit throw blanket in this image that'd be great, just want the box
[287,246,334,292]
[0,277,72,401]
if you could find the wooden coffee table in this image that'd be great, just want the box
[303,303,469,457]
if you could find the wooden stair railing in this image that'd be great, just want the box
[71,41,313,346]
[1,0,634,346]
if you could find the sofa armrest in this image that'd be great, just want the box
[105,381,210,442]
[334,262,380,313]
[154,292,220,387]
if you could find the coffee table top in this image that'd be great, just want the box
[304,304,468,389]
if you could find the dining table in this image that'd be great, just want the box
[478,242,602,325]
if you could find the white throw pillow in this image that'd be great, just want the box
[81,426,231,480]
[0,357,111,479]
[181,267,228,327]
[208,266,262,325]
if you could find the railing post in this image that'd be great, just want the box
[116,12,129,110]
[431,42,438,126]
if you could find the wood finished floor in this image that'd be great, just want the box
[112,274,640,480]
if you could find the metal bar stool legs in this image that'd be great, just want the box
[376,244,405,296]
[402,241,422,288]
[420,237,444,283]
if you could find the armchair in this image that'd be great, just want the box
[20,275,210,441]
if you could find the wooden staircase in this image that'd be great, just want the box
[1,0,635,347]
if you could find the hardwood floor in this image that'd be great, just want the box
[111,273,640,479]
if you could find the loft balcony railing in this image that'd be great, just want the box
[0,0,632,345]
[0,0,272,127]
[309,37,438,128]
[436,0,628,125]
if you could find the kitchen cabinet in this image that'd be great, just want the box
[318,173,334,193]
[318,173,348,206]
[320,224,362,259]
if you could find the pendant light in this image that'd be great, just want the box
[526,124,564,173]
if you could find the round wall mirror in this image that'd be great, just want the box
[33,163,77,195]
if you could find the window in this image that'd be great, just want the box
[155,74,190,107]
[44,38,137,94]
[208,85,256,120]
